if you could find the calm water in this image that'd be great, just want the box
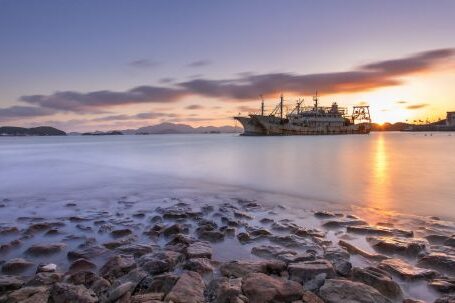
[0,132,454,219]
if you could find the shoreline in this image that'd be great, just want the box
[0,185,454,302]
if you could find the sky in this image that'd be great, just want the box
[0,0,454,131]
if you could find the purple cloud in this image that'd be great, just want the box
[185,104,204,110]
[129,59,160,68]
[0,106,57,120]
[186,60,211,68]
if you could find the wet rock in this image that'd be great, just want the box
[1,258,33,274]
[233,210,253,220]
[339,240,389,261]
[76,224,93,231]
[65,202,77,207]
[138,250,183,275]
[301,290,325,303]
[25,242,66,256]
[183,258,214,274]
[322,218,367,228]
[67,245,108,260]
[347,225,413,237]
[186,241,212,259]
[165,271,205,303]
[69,216,90,222]
[150,215,163,223]
[107,281,134,302]
[303,273,327,292]
[417,253,455,275]
[198,230,225,242]
[0,239,21,253]
[425,234,451,245]
[445,235,455,247]
[110,228,133,238]
[37,263,57,273]
[4,286,50,303]
[378,258,437,280]
[319,279,391,303]
[0,275,24,293]
[136,272,179,295]
[276,252,316,264]
[323,246,351,276]
[260,218,274,224]
[206,277,244,303]
[429,277,455,293]
[24,222,64,235]
[26,272,63,286]
[434,294,455,303]
[69,258,96,272]
[103,234,137,249]
[251,244,296,259]
[65,271,97,287]
[99,254,136,283]
[201,204,215,214]
[115,243,158,257]
[242,272,303,303]
[288,259,335,283]
[314,211,338,218]
[0,226,19,235]
[220,260,286,278]
[367,236,429,257]
[50,282,98,303]
[162,223,189,237]
[352,267,403,300]
[131,292,164,303]
[90,277,111,298]
[269,234,309,248]
[132,212,146,218]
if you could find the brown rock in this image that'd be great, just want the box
[220,260,286,278]
[319,279,391,303]
[378,258,436,280]
[165,271,205,303]
[288,259,335,283]
[241,273,303,303]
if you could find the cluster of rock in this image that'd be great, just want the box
[0,198,454,302]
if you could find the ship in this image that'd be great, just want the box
[234,94,372,136]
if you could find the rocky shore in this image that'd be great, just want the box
[0,195,454,303]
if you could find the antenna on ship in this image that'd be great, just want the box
[313,91,319,109]
[280,94,284,120]
[260,95,265,116]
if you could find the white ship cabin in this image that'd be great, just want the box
[288,102,349,127]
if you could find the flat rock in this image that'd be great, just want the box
[320,279,391,303]
[322,218,367,228]
[115,243,158,257]
[183,258,214,274]
[220,260,286,278]
[429,277,455,293]
[0,226,19,235]
[26,272,62,286]
[241,272,303,303]
[131,292,164,303]
[314,211,338,218]
[165,271,205,303]
[186,241,212,259]
[4,286,50,303]
[378,258,436,280]
[0,275,24,293]
[1,258,33,274]
[107,281,135,302]
[103,235,137,249]
[367,236,429,257]
[352,267,403,300]
[50,282,98,303]
[110,228,132,238]
[206,277,244,303]
[417,252,455,275]
[68,258,96,272]
[99,254,136,282]
[288,259,335,283]
[138,250,184,275]
[25,243,66,256]
[251,244,296,259]
[67,245,108,260]
[135,272,179,295]
[347,225,413,237]
[339,240,389,261]
[434,294,455,303]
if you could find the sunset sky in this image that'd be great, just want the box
[1,0,454,131]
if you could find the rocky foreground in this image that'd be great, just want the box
[0,196,454,303]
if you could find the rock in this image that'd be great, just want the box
[314,211,338,218]
[276,252,315,264]
[138,250,183,275]
[76,224,92,231]
[303,273,327,292]
[241,272,303,303]
[347,225,413,237]
[64,270,97,288]
[0,275,24,293]
[220,260,286,278]
[445,235,455,247]
[24,222,64,235]
[150,215,163,223]
[269,234,309,248]
[288,259,335,283]
[90,277,111,298]
[4,286,50,303]
[165,271,205,303]
[25,242,66,256]
[206,277,244,303]
[136,273,179,295]
[367,236,429,257]
[183,258,214,274]
[99,254,136,282]
[110,228,132,237]
[115,243,158,257]
[301,290,325,303]
[417,253,455,275]
[197,230,225,242]
[186,241,212,259]
[50,282,98,303]
[131,292,164,303]
[429,278,455,293]
[1,258,33,274]
[36,263,57,273]
[26,272,62,286]
[251,245,296,259]
[425,234,451,245]
[260,218,274,224]
[322,218,367,228]
[339,240,389,261]
[378,258,436,280]
[67,245,108,260]
[352,267,403,300]
[69,258,96,272]
[0,226,19,235]
[162,223,189,237]
[0,239,21,253]
[434,294,455,303]
[319,279,392,303]
[103,235,137,249]
[107,281,135,302]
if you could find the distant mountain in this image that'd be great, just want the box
[82,130,123,136]
[0,126,66,136]
[371,122,412,131]
[134,123,239,134]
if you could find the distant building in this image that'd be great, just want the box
[447,111,455,126]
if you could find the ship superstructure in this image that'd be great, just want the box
[234,94,371,136]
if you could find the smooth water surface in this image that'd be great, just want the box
[1,132,454,219]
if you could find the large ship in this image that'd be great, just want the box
[234,94,371,136]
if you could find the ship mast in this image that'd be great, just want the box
[313,91,318,109]
[280,94,284,120]
[260,95,265,116]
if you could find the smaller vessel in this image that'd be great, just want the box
[234,94,371,136]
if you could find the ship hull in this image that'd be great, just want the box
[235,115,370,136]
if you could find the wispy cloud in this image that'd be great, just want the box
[129,59,160,68]
[0,106,57,121]
[185,104,203,110]
[406,103,429,110]
[95,112,178,121]
[186,60,211,68]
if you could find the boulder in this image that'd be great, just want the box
[347,225,413,237]
[4,286,50,303]
[206,277,244,303]
[135,273,179,295]
[319,279,392,303]
[68,258,96,273]
[352,267,403,300]
[378,258,436,280]
[67,245,108,260]
[429,278,455,293]
[115,243,158,257]
[241,272,303,303]
[138,250,183,275]
[339,240,389,261]
[99,254,136,282]
[0,275,24,293]
[64,271,97,287]
[417,253,455,275]
[106,281,135,302]
[25,243,66,256]
[434,294,455,303]
[110,228,132,238]
[26,272,62,286]
[50,282,98,303]
[220,260,286,278]
[288,259,335,283]
[186,241,212,259]
[367,236,428,257]
[183,258,214,274]
[1,258,33,274]
[165,271,205,303]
